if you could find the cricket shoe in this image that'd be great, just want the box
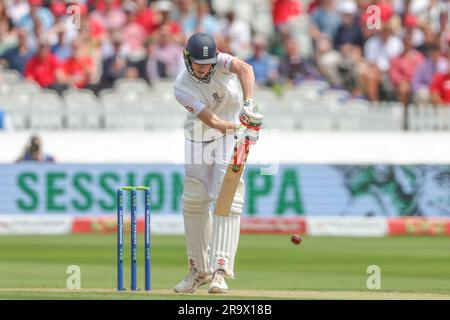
[208,269,228,294]
[174,267,212,293]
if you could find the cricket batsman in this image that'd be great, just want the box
[173,32,263,294]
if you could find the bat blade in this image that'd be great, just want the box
[214,142,250,217]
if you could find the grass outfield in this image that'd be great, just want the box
[0,234,449,300]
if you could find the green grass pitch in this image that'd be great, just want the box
[0,234,449,299]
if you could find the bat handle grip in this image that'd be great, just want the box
[232,142,250,172]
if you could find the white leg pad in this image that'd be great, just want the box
[209,180,244,277]
[182,176,212,273]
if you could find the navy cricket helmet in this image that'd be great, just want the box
[183,32,218,84]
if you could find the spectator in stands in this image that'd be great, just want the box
[63,39,94,89]
[48,2,80,45]
[16,134,55,163]
[173,0,196,36]
[153,25,184,79]
[6,0,30,26]
[121,1,150,84]
[179,0,217,37]
[134,0,157,34]
[51,26,72,61]
[49,0,67,20]
[318,1,366,95]
[430,58,450,106]
[271,0,302,34]
[362,21,403,101]
[122,2,146,57]
[336,43,366,97]
[28,13,46,51]
[99,34,127,90]
[145,37,159,86]
[279,37,322,85]
[310,0,342,42]
[18,0,54,33]
[315,35,345,88]
[0,28,34,75]
[412,43,448,104]
[153,0,182,37]
[389,30,425,106]
[88,0,121,12]
[24,40,68,94]
[401,11,426,54]
[0,1,17,55]
[416,0,447,36]
[245,34,279,87]
[219,10,251,58]
[123,10,151,86]
[333,0,364,51]
[90,0,126,32]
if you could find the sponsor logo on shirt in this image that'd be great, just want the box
[223,57,231,69]
[185,105,194,112]
[212,92,224,106]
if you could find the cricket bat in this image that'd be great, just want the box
[214,141,251,216]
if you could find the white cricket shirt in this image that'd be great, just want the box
[174,53,243,142]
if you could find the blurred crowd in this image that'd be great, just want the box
[1,0,450,106]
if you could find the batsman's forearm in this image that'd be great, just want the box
[198,107,236,134]
[236,63,255,101]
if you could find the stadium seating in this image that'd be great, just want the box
[63,89,103,129]
[29,90,64,129]
[1,74,450,132]
[114,78,151,94]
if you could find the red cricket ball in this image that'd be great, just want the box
[291,234,302,245]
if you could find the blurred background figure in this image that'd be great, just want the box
[134,0,158,34]
[0,28,34,75]
[50,25,72,61]
[153,0,182,39]
[0,0,17,55]
[145,37,159,86]
[153,25,184,79]
[245,34,279,88]
[389,30,424,107]
[310,0,341,42]
[279,37,322,86]
[333,0,364,51]
[272,0,302,35]
[99,33,127,90]
[173,0,195,36]
[24,39,68,94]
[62,38,94,89]
[16,134,55,162]
[17,0,54,33]
[362,21,403,101]
[412,43,448,104]
[90,0,126,34]
[315,35,343,88]
[430,53,450,106]
[180,0,217,37]
[218,10,251,58]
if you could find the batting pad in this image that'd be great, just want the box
[209,214,241,278]
[182,176,212,273]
